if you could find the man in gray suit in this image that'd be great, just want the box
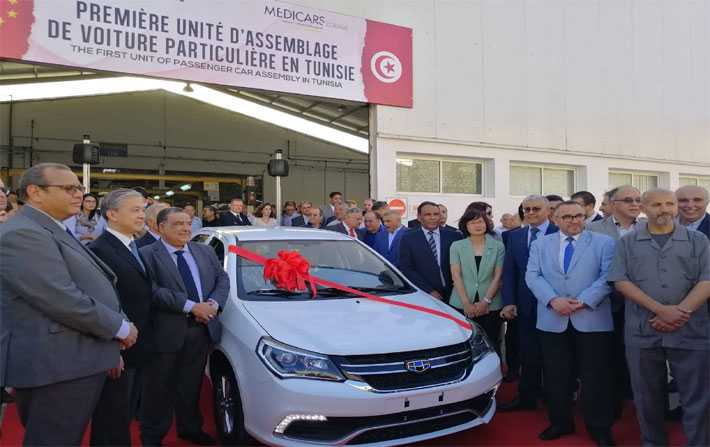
[587,185,645,419]
[0,163,138,446]
[139,207,229,446]
[526,201,617,446]
[321,191,343,222]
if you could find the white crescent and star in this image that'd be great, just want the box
[370,51,403,84]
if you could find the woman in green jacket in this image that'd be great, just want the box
[449,207,505,351]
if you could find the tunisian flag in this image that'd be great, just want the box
[0,0,35,59]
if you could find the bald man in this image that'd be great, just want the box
[609,189,710,447]
[676,185,709,240]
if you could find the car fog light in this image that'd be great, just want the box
[274,414,327,434]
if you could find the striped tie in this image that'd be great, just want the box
[427,231,439,265]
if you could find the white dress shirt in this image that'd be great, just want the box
[685,216,705,232]
[160,240,204,313]
[612,216,638,237]
[388,226,405,249]
[528,220,551,246]
[106,226,133,249]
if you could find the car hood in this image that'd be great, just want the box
[242,292,472,355]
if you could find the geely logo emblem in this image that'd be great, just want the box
[405,359,431,373]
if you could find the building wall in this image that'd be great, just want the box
[296,0,710,221]
[0,91,369,207]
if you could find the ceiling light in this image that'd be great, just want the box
[165,191,175,197]
[179,184,192,191]
[153,195,160,200]
[0,77,369,153]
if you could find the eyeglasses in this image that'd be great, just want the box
[613,197,642,204]
[559,213,585,222]
[523,206,543,213]
[39,184,86,194]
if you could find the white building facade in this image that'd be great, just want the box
[300,0,710,220]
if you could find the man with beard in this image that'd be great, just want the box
[609,189,710,447]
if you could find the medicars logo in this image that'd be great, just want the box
[264,5,325,28]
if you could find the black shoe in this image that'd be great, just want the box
[498,396,536,412]
[539,425,575,441]
[590,430,616,447]
[178,431,216,446]
[503,372,520,383]
[1,389,13,404]
[665,406,682,421]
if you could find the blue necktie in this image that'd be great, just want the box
[563,236,575,273]
[427,231,439,265]
[175,250,201,301]
[529,227,540,248]
[129,240,146,273]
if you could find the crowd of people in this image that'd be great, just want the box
[0,162,708,447]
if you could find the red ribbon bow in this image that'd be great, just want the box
[263,251,317,297]
[228,245,471,330]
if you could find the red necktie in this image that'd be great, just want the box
[349,228,356,238]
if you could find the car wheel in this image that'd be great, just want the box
[212,365,249,446]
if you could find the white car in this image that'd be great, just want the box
[192,227,501,446]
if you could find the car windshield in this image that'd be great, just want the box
[236,239,413,301]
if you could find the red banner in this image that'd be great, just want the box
[228,245,472,330]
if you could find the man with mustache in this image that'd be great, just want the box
[609,188,710,447]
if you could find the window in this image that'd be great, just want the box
[680,175,710,190]
[609,171,659,193]
[209,238,225,263]
[510,164,575,197]
[396,156,482,194]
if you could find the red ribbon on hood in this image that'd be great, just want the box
[228,244,472,330]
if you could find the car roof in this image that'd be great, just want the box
[197,226,353,242]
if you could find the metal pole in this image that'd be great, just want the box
[275,150,282,223]
[82,135,91,193]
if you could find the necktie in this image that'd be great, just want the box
[427,231,439,265]
[348,227,356,238]
[563,236,575,273]
[175,250,201,301]
[529,227,540,248]
[129,240,146,273]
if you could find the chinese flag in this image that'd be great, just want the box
[0,0,35,59]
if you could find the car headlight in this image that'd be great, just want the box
[468,322,494,362]
[257,337,345,382]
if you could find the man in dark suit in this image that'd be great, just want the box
[399,202,463,301]
[407,218,421,229]
[304,207,325,229]
[572,190,603,223]
[329,207,364,239]
[676,185,710,240]
[359,210,385,248]
[291,201,313,227]
[375,210,408,267]
[89,188,154,446]
[218,198,251,226]
[499,195,559,412]
[438,204,459,232]
[0,163,137,446]
[325,203,347,226]
[139,207,229,446]
[136,202,168,248]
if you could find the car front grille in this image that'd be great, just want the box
[281,390,495,444]
[332,342,472,392]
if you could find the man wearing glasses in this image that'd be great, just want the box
[499,195,558,412]
[0,163,138,445]
[587,185,645,420]
[526,201,616,445]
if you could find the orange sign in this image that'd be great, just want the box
[387,198,407,217]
